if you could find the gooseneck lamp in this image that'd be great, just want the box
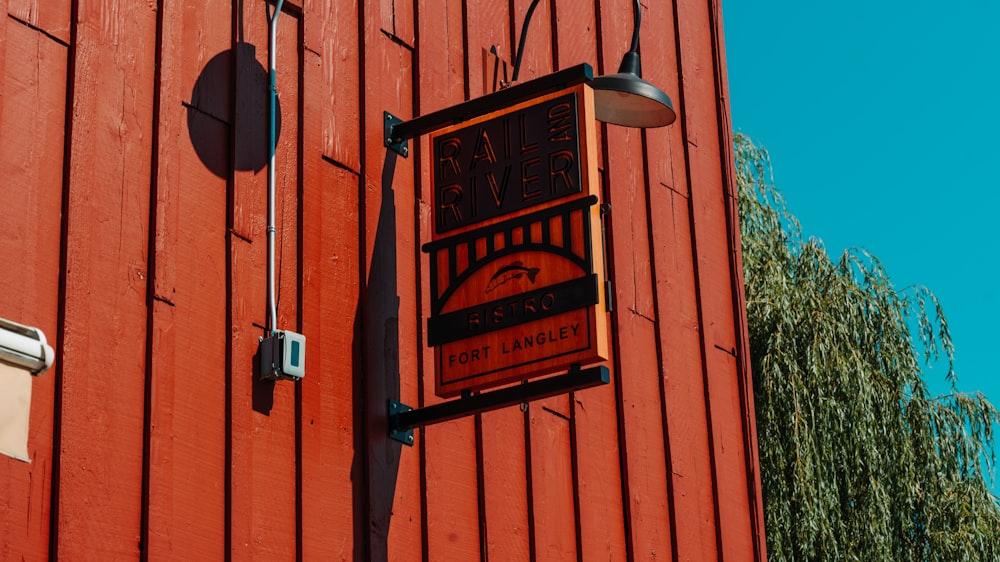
[591,0,677,128]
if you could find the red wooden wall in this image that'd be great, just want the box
[0,0,766,560]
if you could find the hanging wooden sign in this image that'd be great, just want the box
[423,84,609,398]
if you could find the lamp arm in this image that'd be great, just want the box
[511,0,542,83]
[629,0,641,53]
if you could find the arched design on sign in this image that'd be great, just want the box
[423,195,598,319]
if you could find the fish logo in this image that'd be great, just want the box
[486,261,541,293]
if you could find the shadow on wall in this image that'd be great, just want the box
[354,151,406,560]
[186,42,282,178]
[184,23,407,556]
[184,40,286,414]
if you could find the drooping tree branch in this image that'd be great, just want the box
[736,132,1000,561]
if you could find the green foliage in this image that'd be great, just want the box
[735,133,1000,561]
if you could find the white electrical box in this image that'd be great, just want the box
[280,330,305,379]
[259,330,306,381]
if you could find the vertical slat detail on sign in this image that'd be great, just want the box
[675,0,756,558]
[414,2,483,560]
[597,1,673,559]
[144,0,230,558]
[228,4,300,560]
[299,1,363,556]
[7,0,71,44]
[0,18,67,559]
[56,0,156,557]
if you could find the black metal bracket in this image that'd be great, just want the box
[384,112,409,157]
[388,400,415,445]
[388,364,609,446]
[383,63,594,159]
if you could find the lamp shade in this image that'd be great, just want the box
[592,51,676,128]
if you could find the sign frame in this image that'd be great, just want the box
[422,83,609,397]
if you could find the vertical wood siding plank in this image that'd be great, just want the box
[390,0,415,48]
[549,4,629,560]
[414,0,463,114]
[56,0,156,557]
[549,0,592,71]
[374,0,416,45]
[709,0,768,552]
[421,417,481,560]
[641,0,687,197]
[528,406,577,561]
[639,0,723,559]
[570,384,629,561]
[144,1,230,557]
[464,0,510,100]
[678,0,735,349]
[298,34,362,559]
[275,7,301,342]
[413,2,483,560]
[0,0,7,104]
[298,163,362,560]
[417,190,434,562]
[228,4,300,560]
[510,0,552,82]
[152,0,232,300]
[597,1,673,559]
[652,188,721,559]
[387,5,423,556]
[0,20,66,560]
[675,0,757,557]
[479,405,530,560]
[302,0,361,172]
[362,0,422,556]
[7,0,71,44]
[704,349,753,558]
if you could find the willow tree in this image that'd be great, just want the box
[735,133,1000,561]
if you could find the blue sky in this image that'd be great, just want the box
[723,1,1000,409]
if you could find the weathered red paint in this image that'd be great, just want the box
[144,0,230,559]
[0,14,66,560]
[54,1,157,558]
[0,0,767,560]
